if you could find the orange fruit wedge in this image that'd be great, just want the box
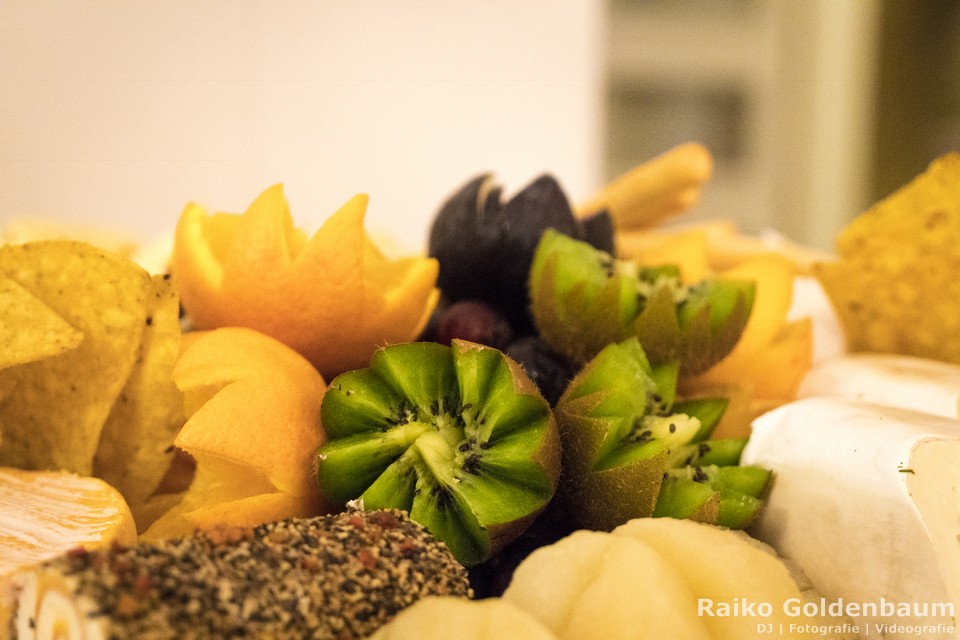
[0,468,137,576]
[141,327,329,541]
[622,227,814,438]
[173,184,440,379]
[0,468,137,631]
[679,253,813,436]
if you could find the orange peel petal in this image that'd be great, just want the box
[173,327,326,499]
[173,185,439,379]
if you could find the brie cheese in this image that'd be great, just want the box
[743,397,960,639]
[797,353,960,418]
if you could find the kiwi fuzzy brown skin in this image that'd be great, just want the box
[481,347,562,554]
[553,365,667,531]
[528,229,755,375]
[428,174,615,335]
[315,339,561,567]
[552,338,743,532]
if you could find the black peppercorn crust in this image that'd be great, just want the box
[12,509,472,640]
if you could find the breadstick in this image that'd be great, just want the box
[577,142,714,230]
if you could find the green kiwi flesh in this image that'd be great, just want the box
[654,464,772,529]
[528,229,756,374]
[554,337,766,531]
[315,340,561,566]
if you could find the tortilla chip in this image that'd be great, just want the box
[94,273,185,521]
[0,274,83,370]
[0,241,150,474]
[813,153,960,362]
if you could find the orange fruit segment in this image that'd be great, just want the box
[617,226,712,283]
[141,327,329,541]
[623,224,814,437]
[0,468,137,632]
[173,184,440,379]
[0,468,137,576]
[693,252,798,379]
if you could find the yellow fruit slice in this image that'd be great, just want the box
[0,468,137,575]
[0,468,137,634]
[173,184,440,379]
[617,227,711,283]
[676,253,811,437]
[141,327,328,541]
[747,317,814,399]
[693,252,799,381]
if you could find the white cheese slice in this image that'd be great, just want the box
[797,353,960,418]
[788,275,847,364]
[743,397,960,640]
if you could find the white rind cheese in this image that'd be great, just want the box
[797,353,960,418]
[743,397,960,640]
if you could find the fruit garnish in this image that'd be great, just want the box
[315,340,560,566]
[654,463,771,529]
[503,518,851,640]
[141,327,328,541]
[617,217,834,276]
[813,152,960,363]
[0,468,139,637]
[428,173,614,334]
[529,229,755,374]
[173,184,440,379]
[432,299,515,351]
[553,337,766,531]
[504,336,579,407]
[679,252,813,436]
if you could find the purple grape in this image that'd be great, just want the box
[435,300,515,351]
[505,336,579,406]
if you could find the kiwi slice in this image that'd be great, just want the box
[554,337,732,531]
[654,465,772,529]
[529,229,755,374]
[315,340,561,566]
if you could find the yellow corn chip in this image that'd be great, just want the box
[814,153,960,362]
[0,274,83,370]
[0,241,150,474]
[94,273,185,523]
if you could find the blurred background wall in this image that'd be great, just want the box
[0,0,606,250]
[1,1,959,251]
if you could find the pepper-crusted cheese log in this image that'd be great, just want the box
[0,469,137,640]
[11,509,472,640]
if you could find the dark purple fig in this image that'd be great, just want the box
[428,174,614,334]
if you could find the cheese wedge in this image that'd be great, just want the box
[743,397,960,639]
[797,352,960,418]
[0,468,137,639]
